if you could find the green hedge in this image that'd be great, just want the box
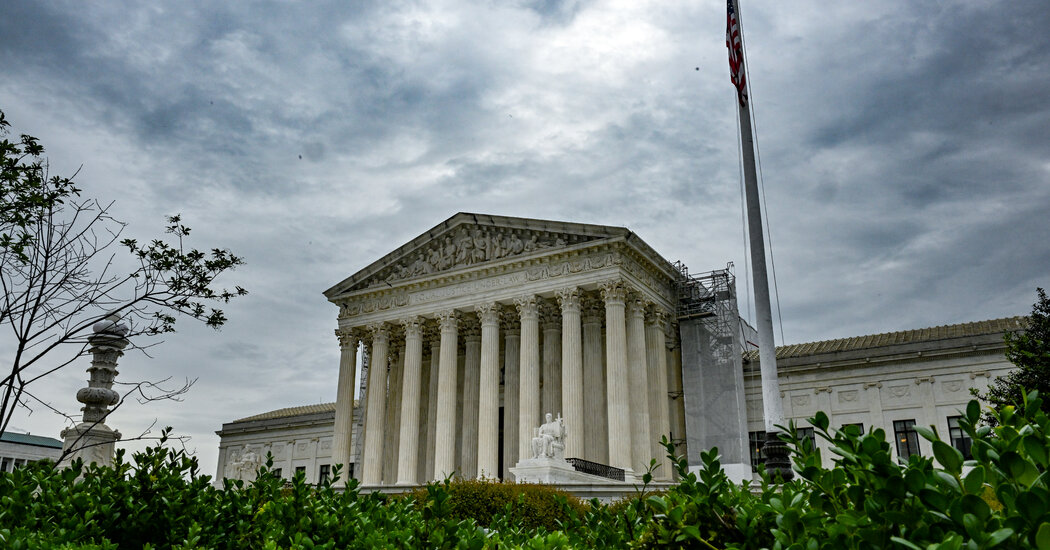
[407,478,587,532]
[5,394,1050,548]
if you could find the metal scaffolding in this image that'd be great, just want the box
[673,261,752,471]
[674,262,739,361]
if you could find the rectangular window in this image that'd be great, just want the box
[947,416,973,460]
[749,431,765,472]
[295,466,306,478]
[347,463,355,480]
[319,464,331,484]
[796,427,816,451]
[272,468,282,479]
[894,419,921,459]
[840,423,865,435]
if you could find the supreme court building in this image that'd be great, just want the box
[215,213,1019,488]
[324,213,687,486]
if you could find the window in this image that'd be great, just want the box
[295,466,306,478]
[0,457,10,472]
[840,423,864,436]
[749,431,765,472]
[796,427,816,451]
[947,416,973,459]
[894,419,921,459]
[347,463,355,480]
[319,464,331,484]
[272,468,282,479]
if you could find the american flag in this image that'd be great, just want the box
[726,0,747,106]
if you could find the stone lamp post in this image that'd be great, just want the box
[59,314,129,467]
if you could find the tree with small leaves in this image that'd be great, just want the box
[0,108,247,439]
[977,288,1050,419]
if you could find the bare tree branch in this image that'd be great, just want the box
[0,107,246,439]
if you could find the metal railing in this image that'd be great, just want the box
[566,458,625,481]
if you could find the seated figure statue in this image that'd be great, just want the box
[530,412,567,460]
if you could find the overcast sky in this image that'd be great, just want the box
[2,0,1048,474]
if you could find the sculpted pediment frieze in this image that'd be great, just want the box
[351,224,600,291]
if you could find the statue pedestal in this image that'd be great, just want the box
[59,423,121,468]
[510,458,620,484]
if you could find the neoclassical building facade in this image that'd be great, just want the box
[323,213,684,485]
[215,213,1021,489]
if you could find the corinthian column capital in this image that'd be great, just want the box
[461,316,481,342]
[646,306,670,328]
[475,302,501,326]
[515,295,540,319]
[368,323,390,344]
[555,287,581,313]
[335,329,360,349]
[501,308,521,335]
[581,293,603,325]
[539,300,561,328]
[436,310,459,332]
[401,317,423,339]
[599,280,628,304]
[626,295,649,319]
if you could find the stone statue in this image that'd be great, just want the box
[230,446,262,482]
[531,413,566,460]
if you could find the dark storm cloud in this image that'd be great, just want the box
[1,0,1047,472]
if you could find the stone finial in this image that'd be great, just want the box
[60,313,130,468]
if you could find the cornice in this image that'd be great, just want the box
[335,241,678,321]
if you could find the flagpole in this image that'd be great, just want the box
[728,0,792,480]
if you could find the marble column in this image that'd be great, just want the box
[517,295,541,464]
[434,310,459,480]
[362,324,389,484]
[502,315,521,480]
[645,309,672,480]
[476,303,501,479]
[397,317,423,485]
[601,281,633,475]
[417,344,430,483]
[557,288,584,460]
[541,303,562,418]
[332,330,358,484]
[666,324,686,467]
[581,297,608,464]
[626,296,652,475]
[383,343,404,483]
[460,319,482,479]
[425,329,441,480]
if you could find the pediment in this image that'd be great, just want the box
[324,213,629,299]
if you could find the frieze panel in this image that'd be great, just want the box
[838,390,859,403]
[340,292,410,317]
[620,254,675,302]
[340,246,674,317]
[409,272,529,305]
[358,225,597,290]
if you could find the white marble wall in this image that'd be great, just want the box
[745,349,1012,467]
